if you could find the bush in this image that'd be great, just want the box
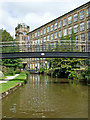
[15,68,21,74]
[39,67,46,73]
[82,67,90,83]
[4,67,15,76]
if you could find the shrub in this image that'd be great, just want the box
[82,67,90,84]
[15,68,21,74]
[4,67,15,76]
[39,67,46,73]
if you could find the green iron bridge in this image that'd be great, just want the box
[0,52,89,59]
[0,41,89,59]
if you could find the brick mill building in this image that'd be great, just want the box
[15,2,90,70]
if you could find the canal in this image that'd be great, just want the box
[2,74,88,118]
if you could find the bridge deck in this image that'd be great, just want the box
[0,52,89,59]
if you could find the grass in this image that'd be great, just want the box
[0,72,27,93]
[12,72,26,81]
[0,76,7,80]
[0,81,18,93]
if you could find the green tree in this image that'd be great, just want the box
[61,35,65,43]
[2,58,23,75]
[1,29,13,42]
[48,44,53,52]
[47,57,85,79]
[66,34,70,40]
[2,59,23,70]
[1,29,24,75]
[0,29,19,53]
[56,42,60,51]
[60,35,71,52]
[71,29,76,40]
[81,58,90,84]
[71,29,76,52]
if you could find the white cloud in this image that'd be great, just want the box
[0,0,89,38]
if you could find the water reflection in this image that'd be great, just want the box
[2,74,88,118]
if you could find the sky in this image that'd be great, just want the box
[0,0,89,38]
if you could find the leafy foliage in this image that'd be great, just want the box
[2,59,23,75]
[2,58,23,69]
[1,29,24,75]
[81,59,90,84]
[71,29,76,40]
[47,58,85,79]
[39,67,46,74]
[0,29,13,42]
[66,34,70,40]
[0,29,19,53]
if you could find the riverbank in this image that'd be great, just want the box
[0,74,19,84]
[0,72,28,99]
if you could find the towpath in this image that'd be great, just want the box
[0,74,19,84]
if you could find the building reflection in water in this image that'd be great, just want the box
[19,74,54,117]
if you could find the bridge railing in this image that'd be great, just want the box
[0,40,89,53]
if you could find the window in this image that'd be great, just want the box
[33,64,34,68]
[51,43,54,48]
[63,18,67,26]
[28,36,30,40]
[47,26,50,33]
[44,36,46,42]
[41,30,43,35]
[64,29,67,36]
[81,46,85,52]
[75,35,78,43]
[35,46,37,51]
[88,32,90,41]
[87,7,90,17]
[55,41,58,47]
[29,35,32,40]
[43,44,46,50]
[38,31,40,36]
[32,48,34,52]
[55,32,57,39]
[81,33,85,43]
[41,38,43,44]
[38,39,40,44]
[32,34,34,39]
[74,13,78,22]
[51,25,53,31]
[54,23,57,30]
[58,21,62,28]
[80,10,84,20]
[87,20,90,29]
[51,34,53,40]
[74,24,78,33]
[47,35,49,41]
[68,27,72,34]
[59,30,62,37]
[32,41,34,45]
[68,16,72,24]
[44,28,46,34]
[80,22,85,31]
[22,36,23,40]
[23,36,26,40]
[35,32,37,37]
[35,40,37,45]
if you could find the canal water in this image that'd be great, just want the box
[2,74,88,118]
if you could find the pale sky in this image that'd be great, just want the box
[0,0,89,38]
